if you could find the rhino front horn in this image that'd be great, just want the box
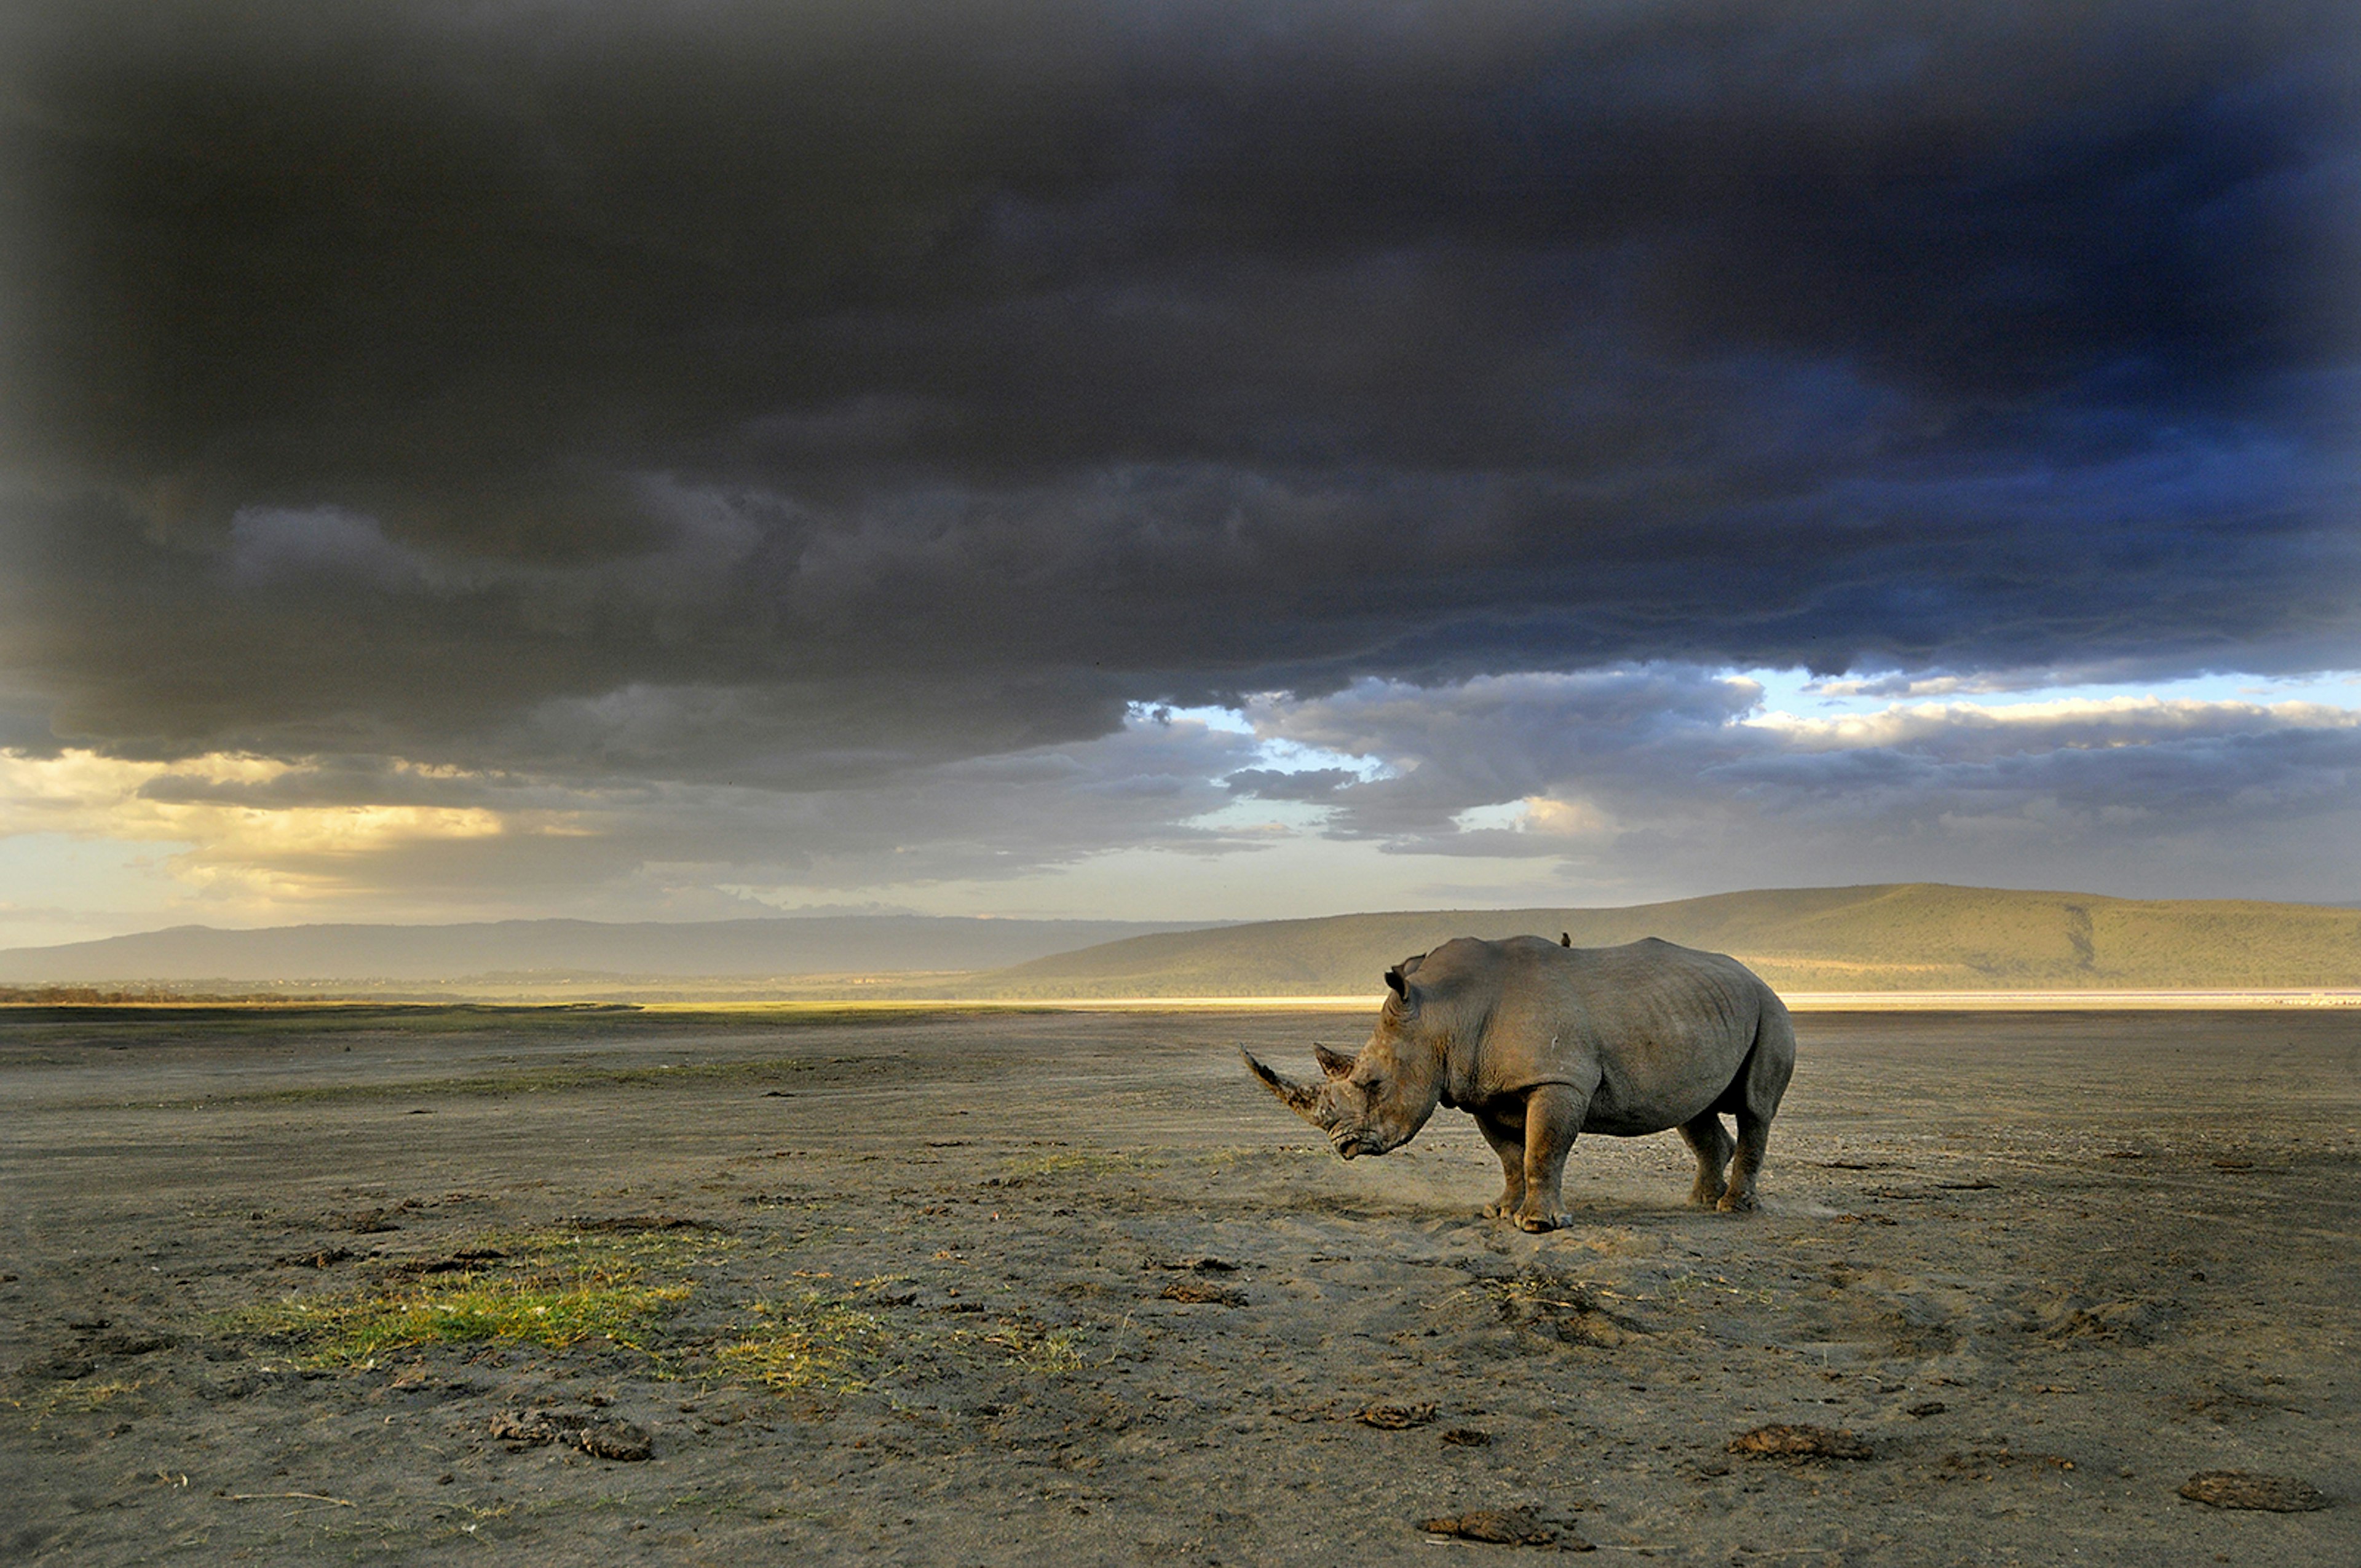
[1240,1046,1332,1128]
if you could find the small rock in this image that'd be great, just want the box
[1907,1401,1947,1417]
[2178,1471,2329,1512]
[574,1419,654,1462]
[2036,1296,2178,1345]
[1158,1281,1247,1307]
[1441,1427,1493,1447]
[1728,1424,1872,1460]
[384,1248,505,1277]
[559,1215,718,1233]
[490,1410,556,1444]
[489,1409,653,1462]
[1358,1402,1439,1430]
[1417,1509,1589,1550]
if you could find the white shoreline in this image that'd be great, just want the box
[7,988,2357,1012]
[673,988,2361,1011]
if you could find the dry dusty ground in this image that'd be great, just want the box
[1,1003,2355,1566]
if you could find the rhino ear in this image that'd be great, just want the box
[1384,967,1407,998]
[1312,1042,1356,1079]
[1560,931,1572,947]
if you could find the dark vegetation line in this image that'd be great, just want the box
[55,1055,828,1112]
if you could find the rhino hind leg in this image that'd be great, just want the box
[1718,1110,1770,1211]
[1678,1111,1734,1208]
[1715,1004,1797,1213]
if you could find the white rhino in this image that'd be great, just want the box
[1243,934,1795,1231]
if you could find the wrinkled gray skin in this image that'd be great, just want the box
[1242,936,1796,1232]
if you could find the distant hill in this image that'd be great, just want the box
[0,915,1218,985]
[972,884,2361,996]
[9,887,2356,998]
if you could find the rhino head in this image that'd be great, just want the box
[1240,958,1444,1160]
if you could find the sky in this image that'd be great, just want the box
[1,0,2357,945]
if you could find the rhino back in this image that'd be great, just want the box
[1438,936,1777,1134]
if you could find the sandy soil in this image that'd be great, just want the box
[1,1004,2355,1565]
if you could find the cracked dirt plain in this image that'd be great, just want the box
[2,1004,2355,1565]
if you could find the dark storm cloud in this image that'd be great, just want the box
[1266,671,2361,844]
[2,0,2356,776]
[1224,767,1359,802]
[1238,671,2361,899]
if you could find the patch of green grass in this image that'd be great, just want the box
[228,1229,721,1365]
[21,1375,152,1427]
[242,1276,688,1365]
[714,1283,1089,1393]
[523,1226,735,1272]
[715,1293,892,1393]
[978,1319,1085,1373]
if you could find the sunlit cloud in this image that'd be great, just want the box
[0,749,591,910]
[1,750,291,828]
[1744,695,2361,754]
[1451,797,1614,838]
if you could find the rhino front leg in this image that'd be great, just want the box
[1475,1114,1527,1219]
[1514,1083,1590,1233]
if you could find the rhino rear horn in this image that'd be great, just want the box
[1561,931,1572,947]
[1240,1046,1331,1127]
[1312,1042,1356,1079]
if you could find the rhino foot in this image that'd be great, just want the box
[1482,1199,1520,1220]
[1516,1212,1574,1234]
[1689,1179,1728,1208]
[1716,1190,1758,1214]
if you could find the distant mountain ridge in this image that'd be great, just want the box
[0,915,1220,984]
[7,886,2356,996]
[973,884,2361,996]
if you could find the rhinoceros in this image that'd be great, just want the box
[1241,934,1795,1231]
